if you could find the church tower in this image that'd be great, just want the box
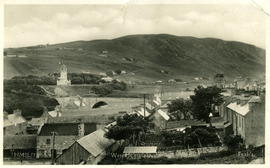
[57,62,71,86]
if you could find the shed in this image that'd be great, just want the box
[56,129,115,165]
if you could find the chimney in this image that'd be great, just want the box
[78,123,85,137]
[13,109,22,116]
[4,112,8,120]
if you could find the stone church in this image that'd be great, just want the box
[57,63,71,86]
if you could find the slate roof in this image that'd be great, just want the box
[38,123,96,136]
[4,114,26,127]
[123,146,157,154]
[136,108,151,117]
[46,115,109,124]
[39,123,79,136]
[4,119,13,127]
[157,109,170,120]
[248,96,261,103]
[77,129,115,157]
[227,102,249,116]
[4,135,37,149]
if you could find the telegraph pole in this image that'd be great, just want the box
[143,94,146,118]
[51,132,57,165]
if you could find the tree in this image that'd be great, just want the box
[190,86,223,122]
[224,135,243,150]
[105,114,149,145]
[167,98,192,120]
[91,85,113,96]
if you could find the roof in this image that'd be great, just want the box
[7,114,26,125]
[38,123,96,136]
[28,117,47,126]
[4,114,26,127]
[39,123,79,136]
[136,108,151,117]
[4,119,13,127]
[146,102,154,110]
[46,115,110,124]
[4,135,37,149]
[227,102,250,116]
[77,129,115,157]
[123,146,157,154]
[248,96,261,103]
[157,109,170,120]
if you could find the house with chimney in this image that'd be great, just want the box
[36,122,96,158]
[224,95,265,147]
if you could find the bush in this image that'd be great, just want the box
[224,135,243,150]
[91,85,113,96]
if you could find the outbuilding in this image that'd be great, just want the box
[55,129,115,165]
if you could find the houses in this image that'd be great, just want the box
[55,129,115,165]
[4,135,37,159]
[216,93,265,147]
[36,122,97,158]
[225,95,265,147]
[101,76,114,82]
[152,109,170,130]
[4,109,27,135]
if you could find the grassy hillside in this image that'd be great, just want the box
[4,34,265,82]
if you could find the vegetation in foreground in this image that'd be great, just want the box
[99,151,252,164]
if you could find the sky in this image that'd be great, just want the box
[4,3,266,48]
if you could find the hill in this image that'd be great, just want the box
[4,34,265,82]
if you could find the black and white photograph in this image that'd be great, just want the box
[2,0,268,165]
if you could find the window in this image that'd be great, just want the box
[239,116,241,128]
[242,118,244,128]
[46,138,51,145]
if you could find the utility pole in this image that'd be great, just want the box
[143,94,146,118]
[51,132,57,165]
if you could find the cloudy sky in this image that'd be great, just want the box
[4,4,266,48]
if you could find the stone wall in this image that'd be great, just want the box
[157,146,227,159]
[120,146,227,160]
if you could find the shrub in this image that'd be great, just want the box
[224,135,243,150]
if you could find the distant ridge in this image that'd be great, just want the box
[4,34,265,81]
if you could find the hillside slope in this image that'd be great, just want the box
[4,34,265,82]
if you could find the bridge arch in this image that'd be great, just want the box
[92,101,108,109]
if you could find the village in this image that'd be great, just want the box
[3,62,265,165]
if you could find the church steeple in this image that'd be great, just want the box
[57,60,71,86]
